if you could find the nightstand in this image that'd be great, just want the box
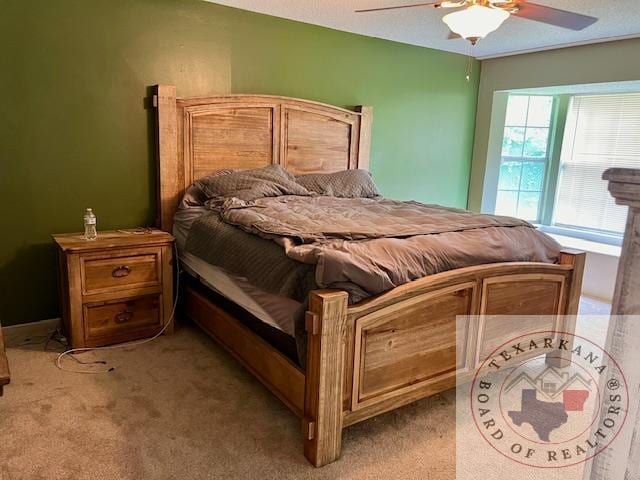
[53,229,175,348]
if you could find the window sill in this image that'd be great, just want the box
[544,232,621,258]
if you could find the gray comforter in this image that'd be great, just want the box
[186,195,561,304]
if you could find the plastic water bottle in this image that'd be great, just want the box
[84,208,97,240]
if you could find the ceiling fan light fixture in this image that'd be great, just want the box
[442,4,509,44]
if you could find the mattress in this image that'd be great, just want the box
[182,275,299,363]
[174,208,300,337]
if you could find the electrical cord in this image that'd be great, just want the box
[55,242,180,374]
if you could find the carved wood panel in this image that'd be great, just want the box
[280,107,356,175]
[184,105,277,180]
[477,274,567,362]
[351,283,477,410]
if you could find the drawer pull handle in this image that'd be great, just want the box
[115,310,133,324]
[112,265,131,278]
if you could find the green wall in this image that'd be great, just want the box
[0,0,479,326]
[469,38,640,212]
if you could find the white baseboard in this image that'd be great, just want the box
[2,318,61,347]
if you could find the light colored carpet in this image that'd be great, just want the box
[0,297,609,480]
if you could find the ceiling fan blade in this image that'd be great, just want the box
[447,31,462,40]
[355,2,441,13]
[514,2,598,31]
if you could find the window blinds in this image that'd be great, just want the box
[554,93,640,235]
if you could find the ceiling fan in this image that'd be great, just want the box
[356,0,598,45]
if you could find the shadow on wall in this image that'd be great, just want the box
[0,242,59,327]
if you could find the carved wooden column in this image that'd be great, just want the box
[606,168,640,315]
[588,168,640,480]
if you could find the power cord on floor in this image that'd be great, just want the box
[55,243,181,374]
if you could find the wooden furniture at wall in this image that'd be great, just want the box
[154,85,585,467]
[604,168,640,317]
[0,326,9,396]
[53,229,175,348]
[588,168,640,480]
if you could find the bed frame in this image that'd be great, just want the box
[153,85,585,467]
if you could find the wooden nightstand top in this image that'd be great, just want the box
[52,228,174,252]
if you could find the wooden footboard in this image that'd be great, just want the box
[180,251,585,468]
[303,249,585,466]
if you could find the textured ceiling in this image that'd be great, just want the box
[206,0,640,58]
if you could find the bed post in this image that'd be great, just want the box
[154,84,179,233]
[303,290,349,467]
[355,106,373,170]
[546,248,586,368]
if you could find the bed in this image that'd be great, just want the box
[153,85,585,467]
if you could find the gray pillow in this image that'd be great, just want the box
[178,169,234,209]
[296,169,381,198]
[197,164,311,203]
[178,184,207,209]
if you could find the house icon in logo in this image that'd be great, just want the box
[504,366,592,401]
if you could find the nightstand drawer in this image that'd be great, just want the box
[81,248,161,295]
[84,295,162,342]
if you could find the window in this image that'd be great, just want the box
[495,95,554,221]
[489,90,640,246]
[552,94,640,236]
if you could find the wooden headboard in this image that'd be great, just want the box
[153,85,373,232]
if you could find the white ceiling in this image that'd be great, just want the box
[207,0,640,58]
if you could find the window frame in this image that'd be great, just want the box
[538,95,570,226]
[536,223,624,246]
[494,94,557,223]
